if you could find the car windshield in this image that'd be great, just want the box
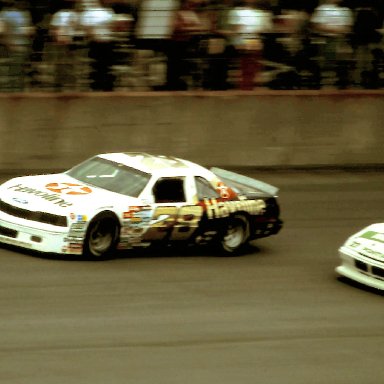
[66,157,151,197]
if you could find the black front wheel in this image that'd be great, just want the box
[83,214,119,259]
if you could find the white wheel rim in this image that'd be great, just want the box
[223,224,244,249]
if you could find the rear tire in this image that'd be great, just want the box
[83,213,119,259]
[220,214,249,255]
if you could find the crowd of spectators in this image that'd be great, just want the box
[0,0,383,92]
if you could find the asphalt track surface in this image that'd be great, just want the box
[0,170,383,384]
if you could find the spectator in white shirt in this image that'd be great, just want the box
[0,0,34,91]
[310,0,354,87]
[49,0,80,90]
[79,0,117,91]
[229,0,273,89]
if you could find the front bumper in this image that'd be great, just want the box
[0,212,80,255]
[336,246,384,291]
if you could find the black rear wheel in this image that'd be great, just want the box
[220,214,249,255]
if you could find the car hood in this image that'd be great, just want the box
[345,223,384,262]
[0,173,142,215]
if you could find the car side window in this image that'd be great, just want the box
[195,177,220,200]
[153,177,186,203]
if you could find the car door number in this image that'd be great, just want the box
[143,205,204,241]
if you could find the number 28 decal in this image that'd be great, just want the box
[143,205,204,241]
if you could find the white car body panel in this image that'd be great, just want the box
[336,223,384,290]
[0,172,143,254]
[0,214,68,253]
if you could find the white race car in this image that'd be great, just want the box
[336,223,384,290]
[0,152,282,259]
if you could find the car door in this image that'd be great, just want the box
[143,176,203,242]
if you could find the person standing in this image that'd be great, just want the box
[166,0,210,90]
[0,0,34,91]
[79,0,117,91]
[49,0,80,91]
[351,0,383,88]
[310,0,354,88]
[202,0,236,90]
[229,0,274,90]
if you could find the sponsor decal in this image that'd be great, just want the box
[67,221,87,238]
[123,206,152,223]
[123,206,141,219]
[129,217,143,223]
[62,243,83,254]
[203,198,266,219]
[45,182,92,195]
[70,213,88,222]
[69,222,87,231]
[349,241,361,248]
[12,197,29,205]
[361,231,384,244]
[361,247,383,259]
[8,184,73,208]
[216,182,236,200]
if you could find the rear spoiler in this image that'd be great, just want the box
[210,167,279,197]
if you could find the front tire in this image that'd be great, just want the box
[220,214,250,255]
[83,213,119,259]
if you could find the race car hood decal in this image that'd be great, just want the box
[346,224,384,261]
[1,173,141,214]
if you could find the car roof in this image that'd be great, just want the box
[98,152,213,178]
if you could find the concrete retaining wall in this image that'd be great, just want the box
[0,90,383,173]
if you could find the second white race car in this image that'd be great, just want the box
[0,152,283,259]
[336,223,384,291]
